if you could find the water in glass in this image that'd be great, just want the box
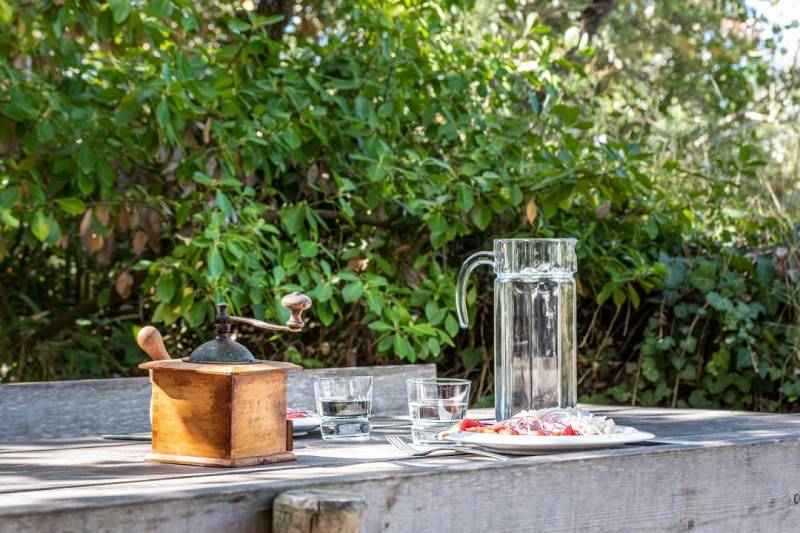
[407,378,470,444]
[314,377,373,441]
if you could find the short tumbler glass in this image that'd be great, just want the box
[314,376,373,441]
[407,378,471,444]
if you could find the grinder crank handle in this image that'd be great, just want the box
[225,292,313,332]
[136,326,172,361]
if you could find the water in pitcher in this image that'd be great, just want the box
[494,271,576,420]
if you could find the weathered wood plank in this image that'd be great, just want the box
[1,436,799,532]
[0,364,435,442]
[4,390,800,533]
[0,420,420,493]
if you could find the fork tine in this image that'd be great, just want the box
[388,435,409,451]
[396,437,417,452]
[387,435,414,453]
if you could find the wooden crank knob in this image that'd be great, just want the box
[281,292,312,331]
[136,325,172,361]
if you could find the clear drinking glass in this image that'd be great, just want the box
[456,238,577,422]
[314,376,373,441]
[407,378,471,444]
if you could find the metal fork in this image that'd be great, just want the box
[386,435,508,461]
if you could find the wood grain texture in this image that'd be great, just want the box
[149,368,232,460]
[139,359,302,374]
[0,378,152,442]
[230,372,288,459]
[273,490,366,533]
[147,363,293,466]
[0,364,435,442]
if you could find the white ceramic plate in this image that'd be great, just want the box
[442,426,655,454]
[290,416,321,431]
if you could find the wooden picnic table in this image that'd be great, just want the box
[2,365,800,532]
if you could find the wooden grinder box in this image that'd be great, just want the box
[139,359,301,467]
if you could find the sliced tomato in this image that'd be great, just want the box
[458,418,484,431]
[464,426,494,433]
[497,428,519,435]
[562,425,578,436]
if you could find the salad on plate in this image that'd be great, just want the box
[442,407,625,438]
[439,408,653,453]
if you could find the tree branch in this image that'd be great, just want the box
[257,0,293,41]
[581,0,616,37]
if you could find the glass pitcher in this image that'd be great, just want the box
[456,238,578,422]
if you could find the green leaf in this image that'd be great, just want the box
[550,104,580,125]
[394,334,415,361]
[642,356,659,383]
[612,287,626,307]
[108,0,131,24]
[281,204,305,233]
[471,202,492,230]
[368,321,393,332]
[2,87,38,121]
[282,128,301,150]
[215,190,234,218]
[645,217,659,239]
[409,323,438,336]
[444,314,459,337]
[706,291,733,312]
[187,299,209,327]
[342,282,363,303]
[207,247,224,280]
[0,186,20,207]
[156,97,171,129]
[689,260,717,293]
[626,284,640,308]
[76,146,94,174]
[55,197,86,215]
[77,174,95,195]
[0,0,13,24]
[156,272,176,303]
[457,183,475,211]
[97,288,111,308]
[251,14,285,27]
[272,265,286,285]
[428,337,441,357]
[366,292,383,314]
[31,211,50,242]
[145,0,172,18]
[427,213,446,235]
[316,303,335,326]
[299,241,318,258]
[192,172,214,185]
[596,281,615,305]
[314,283,333,302]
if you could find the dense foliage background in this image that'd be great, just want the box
[1,0,798,411]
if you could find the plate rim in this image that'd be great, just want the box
[441,425,655,449]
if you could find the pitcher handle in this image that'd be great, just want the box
[455,251,495,328]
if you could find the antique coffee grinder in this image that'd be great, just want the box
[137,292,312,467]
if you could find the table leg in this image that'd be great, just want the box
[273,490,366,533]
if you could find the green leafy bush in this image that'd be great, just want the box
[1,1,797,410]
